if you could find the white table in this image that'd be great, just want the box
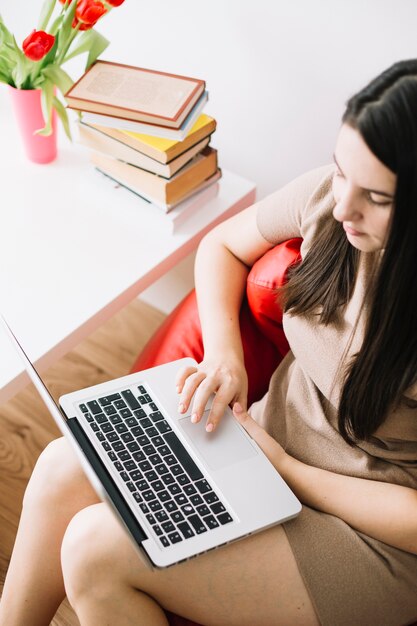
[0,90,256,404]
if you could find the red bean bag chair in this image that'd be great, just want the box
[131,238,302,626]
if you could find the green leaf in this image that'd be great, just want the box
[85,30,109,69]
[53,94,72,140]
[38,0,57,31]
[63,29,109,69]
[37,80,55,135]
[58,0,77,51]
[42,63,73,95]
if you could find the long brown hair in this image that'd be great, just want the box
[280,60,417,444]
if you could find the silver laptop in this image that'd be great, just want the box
[2,315,301,569]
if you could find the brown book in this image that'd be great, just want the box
[78,121,210,178]
[65,60,205,129]
[90,147,218,211]
[79,113,217,164]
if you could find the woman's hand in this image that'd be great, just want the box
[232,402,289,473]
[175,356,248,433]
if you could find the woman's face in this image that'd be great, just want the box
[332,123,396,252]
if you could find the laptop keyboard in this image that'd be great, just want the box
[79,384,233,548]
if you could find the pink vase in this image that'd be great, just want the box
[8,85,57,164]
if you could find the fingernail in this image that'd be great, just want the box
[176,385,181,394]
[178,403,185,413]
[206,423,214,433]
[191,413,198,423]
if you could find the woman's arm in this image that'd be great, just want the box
[234,403,417,555]
[176,204,275,431]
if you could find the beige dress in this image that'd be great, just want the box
[251,165,417,626]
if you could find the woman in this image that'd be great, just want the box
[1,60,416,626]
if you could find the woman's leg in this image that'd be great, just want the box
[0,437,100,626]
[62,502,320,626]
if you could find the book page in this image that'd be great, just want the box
[70,63,202,118]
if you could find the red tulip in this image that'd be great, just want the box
[106,0,125,5]
[22,30,55,61]
[73,0,107,30]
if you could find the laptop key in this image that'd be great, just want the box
[136,480,149,491]
[132,450,145,462]
[84,412,94,422]
[115,423,128,434]
[118,450,130,461]
[162,521,176,534]
[204,515,219,529]
[96,432,105,442]
[95,413,108,424]
[149,403,158,411]
[133,492,143,503]
[104,405,117,416]
[120,472,129,482]
[121,390,141,410]
[149,500,163,512]
[181,504,195,517]
[210,502,226,515]
[149,454,162,465]
[124,460,137,472]
[120,408,133,419]
[168,532,183,544]
[152,480,165,492]
[107,432,120,443]
[188,515,207,534]
[158,491,171,503]
[114,399,127,410]
[165,501,178,512]
[108,451,117,461]
[158,445,171,456]
[138,461,152,472]
[144,470,158,483]
[190,494,204,506]
[140,503,149,514]
[156,420,172,434]
[143,445,156,456]
[142,490,157,502]
[184,484,197,496]
[146,427,159,438]
[174,494,187,506]
[114,461,123,472]
[99,394,121,405]
[155,511,169,522]
[139,418,152,429]
[109,415,122,425]
[101,422,113,433]
[126,482,136,493]
[138,435,150,447]
[146,513,156,525]
[160,536,170,548]
[79,403,88,413]
[203,492,219,504]
[171,511,185,524]
[121,433,134,443]
[138,385,146,394]
[126,442,140,452]
[217,512,233,525]
[149,411,164,422]
[177,474,191,486]
[195,479,212,494]
[87,400,102,414]
[152,524,163,536]
[125,417,139,428]
[131,426,144,438]
[168,484,181,495]
[178,521,195,539]
[130,470,143,482]
[197,504,211,517]
[152,436,165,447]
[144,394,152,403]
[90,422,99,432]
[112,441,125,452]
[161,474,175,486]
[134,409,147,419]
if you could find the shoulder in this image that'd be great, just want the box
[256,164,335,246]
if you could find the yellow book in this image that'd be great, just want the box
[80,114,216,164]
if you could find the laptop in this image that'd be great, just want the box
[1,315,301,569]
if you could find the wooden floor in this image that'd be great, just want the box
[0,299,165,625]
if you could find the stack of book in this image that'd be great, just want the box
[65,60,221,215]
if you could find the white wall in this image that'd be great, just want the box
[2,0,417,311]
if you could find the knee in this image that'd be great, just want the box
[23,437,84,510]
[61,504,117,605]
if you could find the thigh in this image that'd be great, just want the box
[64,502,320,626]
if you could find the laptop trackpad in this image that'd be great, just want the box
[179,410,257,471]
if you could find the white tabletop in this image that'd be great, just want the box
[0,89,256,404]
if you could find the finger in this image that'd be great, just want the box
[178,370,206,414]
[190,376,223,424]
[232,402,273,453]
[175,365,198,393]
[205,391,232,432]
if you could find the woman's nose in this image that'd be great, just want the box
[333,193,362,223]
